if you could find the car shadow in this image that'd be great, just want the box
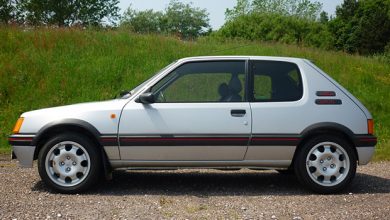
[32,170,390,196]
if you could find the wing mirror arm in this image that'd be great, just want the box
[136,92,155,104]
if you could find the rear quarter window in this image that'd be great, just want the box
[252,61,303,102]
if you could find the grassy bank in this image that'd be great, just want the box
[0,27,389,160]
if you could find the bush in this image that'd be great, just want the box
[216,13,333,49]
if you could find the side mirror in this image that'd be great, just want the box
[137,92,155,104]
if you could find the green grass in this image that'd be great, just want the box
[0,147,10,155]
[0,27,389,160]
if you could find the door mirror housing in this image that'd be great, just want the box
[137,92,155,104]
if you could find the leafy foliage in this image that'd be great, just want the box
[0,0,17,23]
[221,0,330,49]
[121,7,163,33]
[163,0,210,39]
[225,0,252,21]
[120,0,210,39]
[319,11,329,24]
[17,0,120,26]
[329,0,390,54]
[217,13,333,49]
[225,0,322,21]
[221,0,390,55]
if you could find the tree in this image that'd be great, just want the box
[335,0,359,20]
[120,0,210,39]
[163,0,210,39]
[0,0,16,23]
[121,7,163,34]
[226,0,322,21]
[292,0,323,20]
[329,0,390,54]
[225,0,251,21]
[358,0,390,54]
[218,12,332,49]
[18,0,120,26]
[319,11,329,23]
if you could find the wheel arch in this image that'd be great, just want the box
[292,123,359,165]
[32,119,112,177]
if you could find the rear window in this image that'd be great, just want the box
[252,61,303,102]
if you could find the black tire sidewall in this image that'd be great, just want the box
[294,135,357,194]
[37,133,101,193]
[276,169,295,175]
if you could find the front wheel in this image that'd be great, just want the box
[38,133,102,193]
[276,169,294,175]
[294,135,357,194]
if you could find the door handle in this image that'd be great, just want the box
[231,109,246,117]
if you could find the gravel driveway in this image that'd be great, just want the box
[1,157,389,220]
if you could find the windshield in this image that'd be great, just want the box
[120,60,178,99]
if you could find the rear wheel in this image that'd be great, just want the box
[38,133,102,193]
[294,135,356,194]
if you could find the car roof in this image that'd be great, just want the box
[178,56,306,63]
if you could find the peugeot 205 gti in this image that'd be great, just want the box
[9,56,377,194]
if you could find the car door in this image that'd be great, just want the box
[246,59,305,164]
[118,60,251,161]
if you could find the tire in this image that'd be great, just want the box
[294,135,357,194]
[276,169,294,175]
[38,133,102,193]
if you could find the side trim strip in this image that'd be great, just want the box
[115,134,301,147]
[355,135,377,147]
[250,135,301,146]
[8,135,34,146]
[101,137,117,146]
[101,134,376,148]
[119,137,249,146]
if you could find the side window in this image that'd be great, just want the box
[252,61,303,102]
[150,61,246,103]
[254,75,272,100]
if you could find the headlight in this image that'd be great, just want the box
[12,117,24,134]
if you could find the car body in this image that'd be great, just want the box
[9,56,377,193]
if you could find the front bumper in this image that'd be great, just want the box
[9,134,36,168]
[12,146,36,168]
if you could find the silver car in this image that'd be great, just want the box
[9,56,377,194]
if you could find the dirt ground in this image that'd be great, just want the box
[0,156,389,219]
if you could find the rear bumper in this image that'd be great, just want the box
[354,135,377,147]
[357,147,375,165]
[355,135,377,165]
[9,134,36,168]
